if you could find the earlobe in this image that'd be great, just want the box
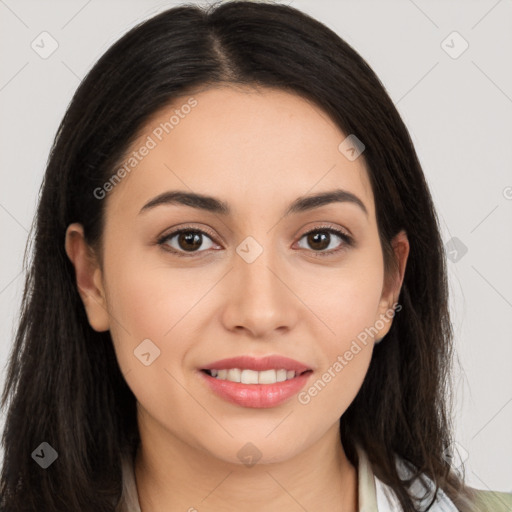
[64,223,110,332]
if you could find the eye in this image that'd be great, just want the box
[157,224,353,258]
[296,226,353,256]
[157,227,219,257]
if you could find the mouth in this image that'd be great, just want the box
[198,355,313,408]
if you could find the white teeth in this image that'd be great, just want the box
[258,369,277,384]
[208,368,298,384]
[227,368,241,382]
[241,369,259,384]
[276,369,287,382]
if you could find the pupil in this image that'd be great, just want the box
[179,232,202,251]
[309,232,329,250]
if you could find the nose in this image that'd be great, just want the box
[220,243,299,339]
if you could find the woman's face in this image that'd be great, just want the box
[67,85,408,465]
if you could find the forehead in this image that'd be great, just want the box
[106,85,375,220]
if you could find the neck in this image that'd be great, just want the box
[134,411,358,512]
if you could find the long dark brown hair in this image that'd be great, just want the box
[1,2,479,510]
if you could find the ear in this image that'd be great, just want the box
[65,223,110,332]
[374,229,409,341]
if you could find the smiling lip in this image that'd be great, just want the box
[202,355,311,373]
[199,355,313,408]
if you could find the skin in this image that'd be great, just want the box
[65,85,409,512]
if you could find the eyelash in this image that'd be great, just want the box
[156,224,354,258]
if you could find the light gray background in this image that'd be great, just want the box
[0,0,511,493]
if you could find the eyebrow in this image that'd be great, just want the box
[139,188,368,218]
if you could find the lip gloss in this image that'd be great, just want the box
[199,370,311,408]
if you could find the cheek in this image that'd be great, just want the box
[298,332,374,427]
[101,253,203,424]
[296,248,383,411]
[101,246,203,375]
[105,267,168,343]
[303,255,385,344]
[103,245,211,338]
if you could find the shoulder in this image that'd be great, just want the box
[470,487,512,512]
[375,452,512,511]
[374,475,459,511]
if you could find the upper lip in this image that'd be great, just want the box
[201,355,312,373]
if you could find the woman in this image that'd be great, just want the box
[1,2,510,511]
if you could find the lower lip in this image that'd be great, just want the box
[199,370,312,408]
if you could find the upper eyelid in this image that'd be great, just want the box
[159,223,350,241]
[159,225,219,244]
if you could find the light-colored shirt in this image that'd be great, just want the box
[116,444,512,511]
